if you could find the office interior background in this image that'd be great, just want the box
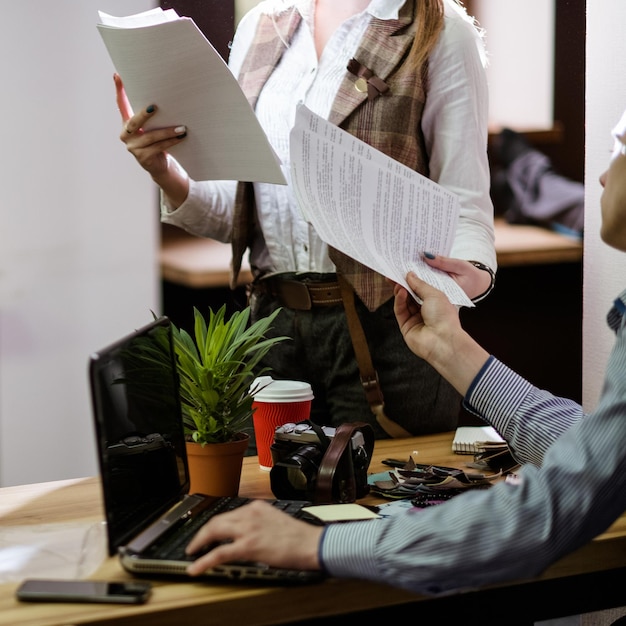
[0,0,623,492]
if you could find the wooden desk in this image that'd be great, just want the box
[1,433,624,626]
[160,218,582,290]
[160,224,253,289]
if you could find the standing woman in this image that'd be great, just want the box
[117,0,496,442]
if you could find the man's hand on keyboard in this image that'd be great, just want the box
[185,500,324,575]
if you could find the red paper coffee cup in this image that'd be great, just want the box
[250,377,314,470]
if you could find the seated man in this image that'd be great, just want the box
[183,108,626,597]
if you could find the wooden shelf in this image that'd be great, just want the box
[160,218,582,290]
[160,224,252,289]
[494,217,582,267]
[488,121,564,147]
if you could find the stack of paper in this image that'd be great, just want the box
[97,8,285,184]
[290,104,474,307]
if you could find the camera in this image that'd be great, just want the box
[269,420,374,504]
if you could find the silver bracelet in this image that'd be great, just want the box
[468,260,496,303]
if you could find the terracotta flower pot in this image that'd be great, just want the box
[185,432,250,497]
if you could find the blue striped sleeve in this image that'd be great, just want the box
[319,290,626,595]
[464,357,584,467]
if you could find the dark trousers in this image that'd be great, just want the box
[246,291,461,453]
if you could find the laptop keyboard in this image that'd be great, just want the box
[149,497,307,561]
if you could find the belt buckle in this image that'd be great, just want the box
[275,279,312,310]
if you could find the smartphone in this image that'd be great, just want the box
[16,579,152,604]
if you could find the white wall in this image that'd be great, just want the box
[235,0,260,24]
[0,0,158,487]
[583,0,626,410]
[472,0,554,130]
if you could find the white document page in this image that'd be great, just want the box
[290,104,473,307]
[97,9,286,184]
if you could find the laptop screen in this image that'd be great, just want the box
[88,317,189,555]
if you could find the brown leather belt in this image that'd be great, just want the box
[251,273,412,438]
[251,274,342,310]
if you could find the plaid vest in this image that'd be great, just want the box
[231,0,428,311]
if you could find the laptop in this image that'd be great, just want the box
[88,316,322,583]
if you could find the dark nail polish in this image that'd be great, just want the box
[146,105,155,113]
[424,252,436,259]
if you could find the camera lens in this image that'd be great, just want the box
[283,467,308,492]
[270,444,323,500]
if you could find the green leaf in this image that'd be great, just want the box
[168,304,289,444]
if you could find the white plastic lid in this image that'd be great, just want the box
[250,376,314,402]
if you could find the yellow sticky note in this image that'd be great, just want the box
[302,504,380,522]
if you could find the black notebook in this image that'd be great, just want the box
[88,316,321,583]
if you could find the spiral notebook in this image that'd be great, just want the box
[452,426,506,454]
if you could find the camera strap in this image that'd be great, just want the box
[337,274,412,438]
[304,420,332,453]
[316,421,375,504]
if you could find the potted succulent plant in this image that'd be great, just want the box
[168,304,288,496]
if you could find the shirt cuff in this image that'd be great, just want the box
[463,357,535,433]
[319,520,385,580]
